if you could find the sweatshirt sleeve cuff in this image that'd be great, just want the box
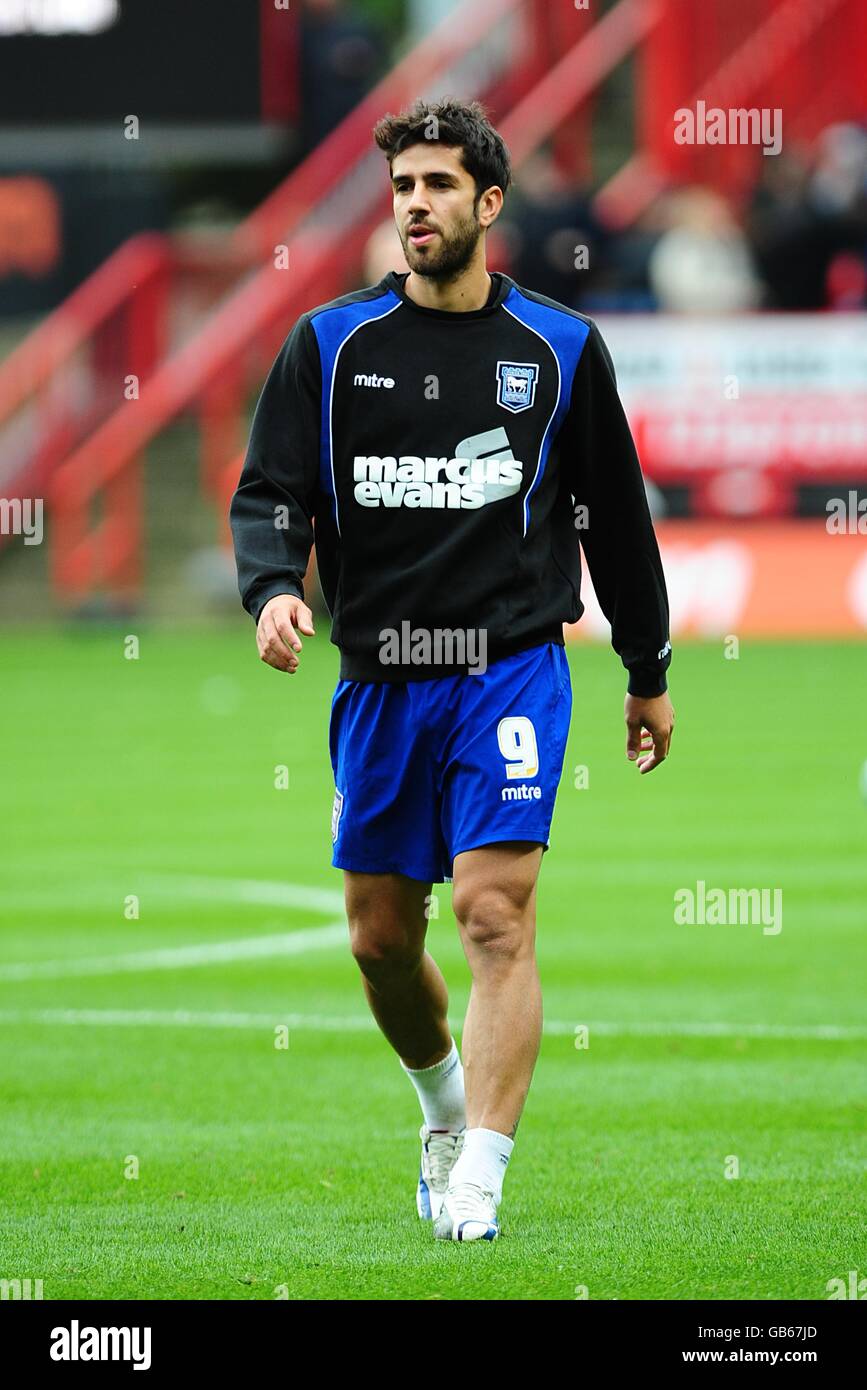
[249,582,304,624]
[627,668,668,698]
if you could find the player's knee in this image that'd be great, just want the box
[454,887,533,959]
[347,918,422,977]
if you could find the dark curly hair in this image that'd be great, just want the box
[373,98,512,205]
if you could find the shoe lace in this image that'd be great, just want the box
[446,1181,495,1220]
[425,1130,464,1190]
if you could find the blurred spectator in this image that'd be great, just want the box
[810,123,867,215]
[299,0,385,153]
[598,199,669,313]
[748,125,867,310]
[498,151,611,310]
[747,147,824,308]
[648,187,762,313]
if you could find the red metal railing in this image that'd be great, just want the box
[0,234,171,556]
[500,0,661,165]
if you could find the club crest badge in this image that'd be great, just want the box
[496,361,539,413]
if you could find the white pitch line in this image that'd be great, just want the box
[0,1009,369,1031]
[543,1020,867,1041]
[0,924,348,982]
[140,876,346,914]
[0,1009,862,1041]
[0,875,346,914]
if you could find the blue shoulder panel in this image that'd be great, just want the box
[311,291,402,533]
[502,288,591,536]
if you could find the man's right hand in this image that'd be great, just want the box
[256,594,316,674]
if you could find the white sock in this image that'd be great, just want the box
[400,1039,466,1132]
[448,1126,514,1203]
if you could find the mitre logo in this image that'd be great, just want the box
[352,427,523,510]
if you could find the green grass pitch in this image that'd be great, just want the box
[0,628,864,1300]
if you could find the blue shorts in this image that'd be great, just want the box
[328,641,572,883]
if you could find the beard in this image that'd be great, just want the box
[401,206,482,280]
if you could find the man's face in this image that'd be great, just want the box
[391,143,487,279]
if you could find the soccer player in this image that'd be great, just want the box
[230,99,674,1242]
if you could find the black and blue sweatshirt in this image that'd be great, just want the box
[229,269,671,696]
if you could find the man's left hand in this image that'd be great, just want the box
[625,691,675,775]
